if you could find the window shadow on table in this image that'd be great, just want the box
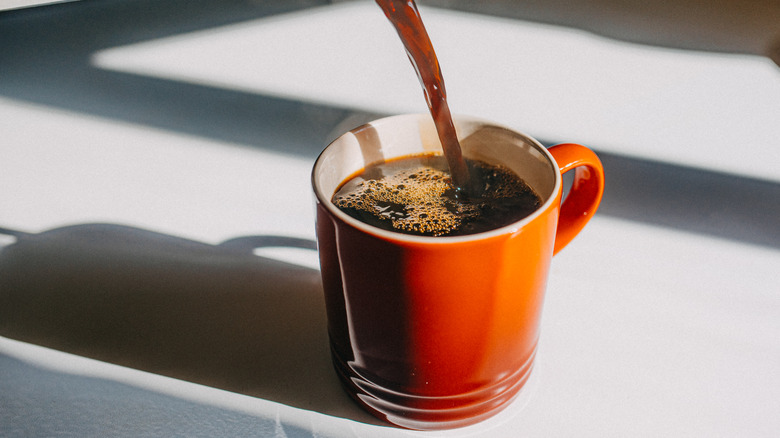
[0,0,378,160]
[0,352,316,437]
[549,147,780,250]
[0,223,382,426]
[2,0,778,251]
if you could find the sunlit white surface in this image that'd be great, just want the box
[0,97,313,242]
[0,0,73,11]
[92,2,780,182]
[1,210,778,437]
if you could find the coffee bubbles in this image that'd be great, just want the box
[332,154,542,237]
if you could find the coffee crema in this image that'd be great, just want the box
[332,154,542,237]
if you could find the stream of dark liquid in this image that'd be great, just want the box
[375,0,471,191]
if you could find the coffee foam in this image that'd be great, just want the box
[333,166,479,236]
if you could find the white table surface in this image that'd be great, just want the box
[1,1,779,437]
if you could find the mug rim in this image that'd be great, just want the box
[312,113,562,245]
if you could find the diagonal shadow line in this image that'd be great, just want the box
[0,352,307,437]
[0,0,374,159]
[0,0,336,52]
[3,53,779,250]
[1,67,363,159]
[0,223,384,426]
[560,147,780,250]
[606,153,780,250]
[1,0,778,252]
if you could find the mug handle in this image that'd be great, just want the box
[547,143,605,255]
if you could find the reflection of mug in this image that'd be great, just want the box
[312,114,604,430]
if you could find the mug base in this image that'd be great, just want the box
[331,347,536,430]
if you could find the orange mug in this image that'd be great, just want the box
[312,114,604,430]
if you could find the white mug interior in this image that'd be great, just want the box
[312,114,561,241]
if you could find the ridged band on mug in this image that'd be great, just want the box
[330,342,537,430]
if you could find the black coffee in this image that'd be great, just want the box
[332,154,542,237]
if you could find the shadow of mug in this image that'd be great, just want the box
[0,223,380,425]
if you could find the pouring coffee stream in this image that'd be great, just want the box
[376,0,472,193]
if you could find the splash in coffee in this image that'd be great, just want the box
[375,0,471,192]
[332,154,542,237]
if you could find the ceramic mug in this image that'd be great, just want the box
[312,114,604,430]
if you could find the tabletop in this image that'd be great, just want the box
[1,1,779,437]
